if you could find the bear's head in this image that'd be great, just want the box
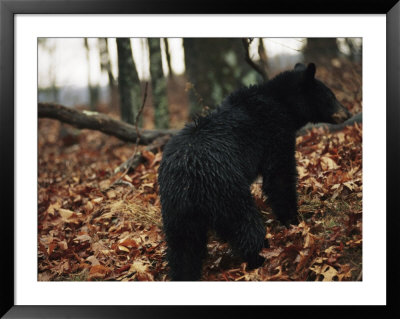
[294,63,352,124]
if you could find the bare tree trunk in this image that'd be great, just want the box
[84,38,99,111]
[258,38,269,77]
[116,38,141,125]
[99,38,118,110]
[39,39,59,103]
[163,38,173,79]
[148,38,169,129]
[183,38,263,116]
[345,38,362,62]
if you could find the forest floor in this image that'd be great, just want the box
[38,61,362,281]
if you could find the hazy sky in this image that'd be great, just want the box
[38,38,305,88]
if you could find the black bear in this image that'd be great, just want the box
[158,63,351,281]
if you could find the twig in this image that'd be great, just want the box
[264,38,303,52]
[111,180,135,190]
[113,134,172,179]
[111,82,149,185]
[242,38,269,82]
[134,82,148,144]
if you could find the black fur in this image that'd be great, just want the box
[158,63,350,281]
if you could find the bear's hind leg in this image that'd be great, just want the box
[215,195,266,270]
[163,214,208,281]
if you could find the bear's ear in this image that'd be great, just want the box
[294,63,306,71]
[305,63,316,79]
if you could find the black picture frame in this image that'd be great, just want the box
[1,0,399,318]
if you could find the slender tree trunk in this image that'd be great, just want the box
[183,38,262,116]
[345,38,362,62]
[148,38,169,129]
[84,38,99,111]
[258,38,269,77]
[47,42,58,102]
[116,38,141,125]
[39,39,59,102]
[163,38,173,79]
[99,38,118,110]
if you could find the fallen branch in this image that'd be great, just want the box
[38,102,178,145]
[39,102,361,149]
[297,112,362,136]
